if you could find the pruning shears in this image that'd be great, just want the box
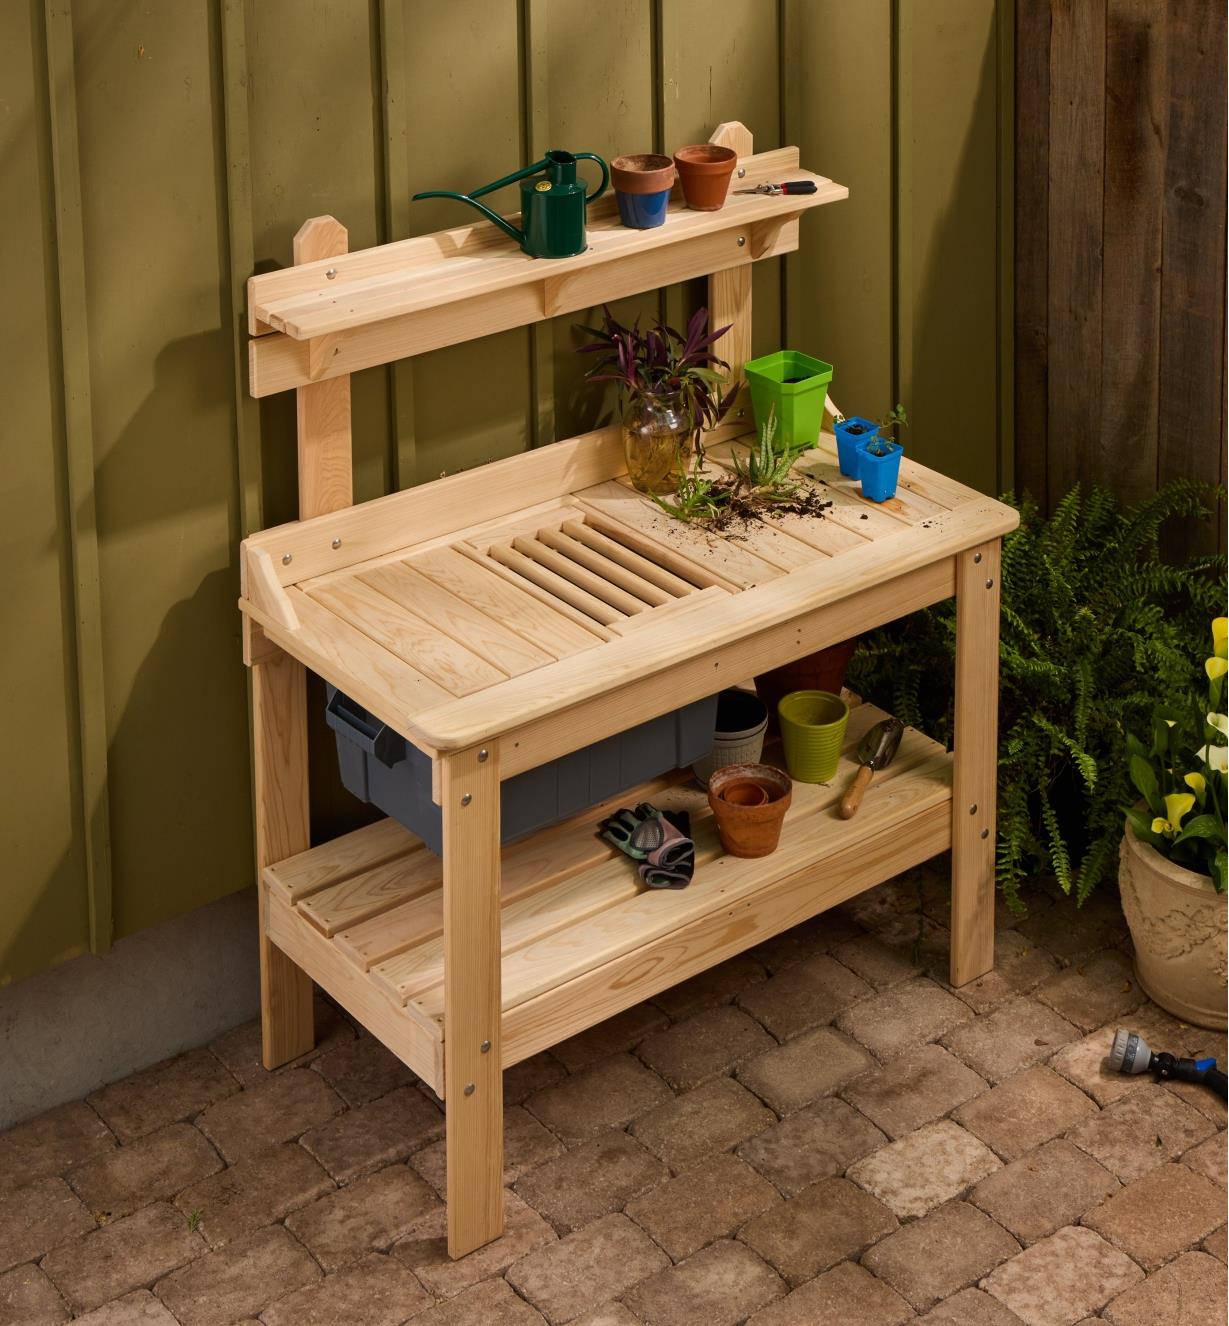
[735,181,818,196]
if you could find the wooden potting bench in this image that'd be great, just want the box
[239,122,1018,1258]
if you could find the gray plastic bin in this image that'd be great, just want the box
[324,684,718,856]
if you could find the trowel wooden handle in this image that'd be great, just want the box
[839,764,874,819]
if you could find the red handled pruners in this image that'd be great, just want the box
[735,181,818,195]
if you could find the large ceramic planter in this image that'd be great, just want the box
[1119,821,1228,1030]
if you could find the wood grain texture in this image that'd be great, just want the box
[950,540,1001,987]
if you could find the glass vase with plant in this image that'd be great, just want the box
[1125,616,1228,890]
[576,305,740,494]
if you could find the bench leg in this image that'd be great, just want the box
[442,744,504,1258]
[950,540,1002,987]
[253,651,315,1068]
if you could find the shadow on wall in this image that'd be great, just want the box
[905,17,1001,497]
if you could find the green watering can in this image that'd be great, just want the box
[413,149,609,259]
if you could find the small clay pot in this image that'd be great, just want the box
[720,781,769,807]
[708,763,792,858]
[673,144,738,211]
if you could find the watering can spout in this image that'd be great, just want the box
[411,150,609,259]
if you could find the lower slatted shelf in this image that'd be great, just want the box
[262,702,953,1097]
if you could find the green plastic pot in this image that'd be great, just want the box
[778,689,849,784]
[744,351,834,450]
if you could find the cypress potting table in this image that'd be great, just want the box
[239,122,1019,1258]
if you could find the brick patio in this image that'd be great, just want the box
[1,858,1225,1326]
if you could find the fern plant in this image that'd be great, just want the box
[847,482,1227,910]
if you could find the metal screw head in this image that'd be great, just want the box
[281,553,293,566]
[969,803,979,815]
[478,749,489,763]
[980,828,990,840]
[973,552,983,564]
[737,166,746,178]
[985,578,995,589]
[325,267,337,279]
[737,235,746,247]
[480,1040,491,1054]
[331,538,342,549]
[461,793,472,807]
[463,1083,475,1096]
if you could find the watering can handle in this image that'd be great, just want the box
[573,152,610,203]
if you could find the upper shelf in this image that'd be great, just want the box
[247,146,847,397]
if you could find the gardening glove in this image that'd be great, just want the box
[600,804,660,860]
[639,810,696,890]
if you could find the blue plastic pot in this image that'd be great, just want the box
[857,440,903,502]
[615,188,671,229]
[834,417,880,477]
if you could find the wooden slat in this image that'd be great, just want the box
[458,546,617,640]
[298,850,438,938]
[358,561,554,675]
[535,529,674,607]
[574,507,738,592]
[508,536,650,616]
[486,545,625,627]
[266,817,420,905]
[410,545,603,658]
[309,579,507,696]
[560,520,695,597]
[577,481,786,588]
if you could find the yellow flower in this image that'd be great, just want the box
[1151,792,1196,837]
[1214,617,1228,659]
[1207,656,1229,681]
[1184,771,1206,796]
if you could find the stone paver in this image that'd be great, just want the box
[1103,1249,1228,1326]
[0,1176,95,1272]
[394,1192,554,1299]
[941,998,1079,1084]
[920,1287,1028,1324]
[750,912,860,974]
[969,1139,1118,1244]
[625,1152,780,1261]
[67,1123,222,1222]
[514,1129,667,1233]
[411,1277,547,1325]
[739,1176,897,1285]
[299,1083,443,1182]
[259,1251,429,1326]
[88,1050,238,1143]
[551,1003,667,1073]
[864,1200,1019,1311]
[843,1044,986,1139]
[1046,1027,1145,1107]
[746,1257,913,1326]
[630,1076,774,1173]
[1082,1161,1225,1270]
[196,1068,343,1163]
[568,1306,639,1326]
[0,1264,68,1326]
[42,1202,204,1314]
[0,1101,114,1194]
[173,1141,333,1247]
[636,1006,775,1091]
[984,1225,1143,1326]
[74,1288,179,1324]
[1182,1130,1227,1187]
[502,1052,567,1106]
[411,1105,563,1193]
[651,955,768,1020]
[1065,1082,1215,1181]
[737,954,872,1040]
[1032,950,1142,1031]
[525,1055,671,1144]
[953,1067,1096,1161]
[309,1034,416,1108]
[736,1097,886,1196]
[837,977,973,1059]
[622,1238,785,1326]
[1203,1223,1227,1263]
[285,1163,439,1272]
[154,1225,319,1326]
[829,932,925,990]
[936,930,1059,1016]
[206,999,352,1088]
[736,1026,875,1115]
[1016,889,1128,960]
[505,1212,669,1324]
[847,1120,1001,1218]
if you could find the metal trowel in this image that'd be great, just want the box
[838,718,904,819]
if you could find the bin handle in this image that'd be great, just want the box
[325,690,405,768]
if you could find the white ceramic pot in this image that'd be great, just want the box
[692,689,768,788]
[1118,820,1228,1030]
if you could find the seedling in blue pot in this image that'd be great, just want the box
[856,404,908,502]
[834,416,880,477]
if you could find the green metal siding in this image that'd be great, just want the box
[1,0,1012,985]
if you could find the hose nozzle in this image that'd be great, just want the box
[1108,1027,1153,1076]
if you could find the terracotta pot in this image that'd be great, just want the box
[610,153,676,194]
[756,638,858,734]
[708,763,792,858]
[673,144,737,211]
[1119,819,1227,1030]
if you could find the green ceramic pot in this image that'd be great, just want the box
[777,689,849,784]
